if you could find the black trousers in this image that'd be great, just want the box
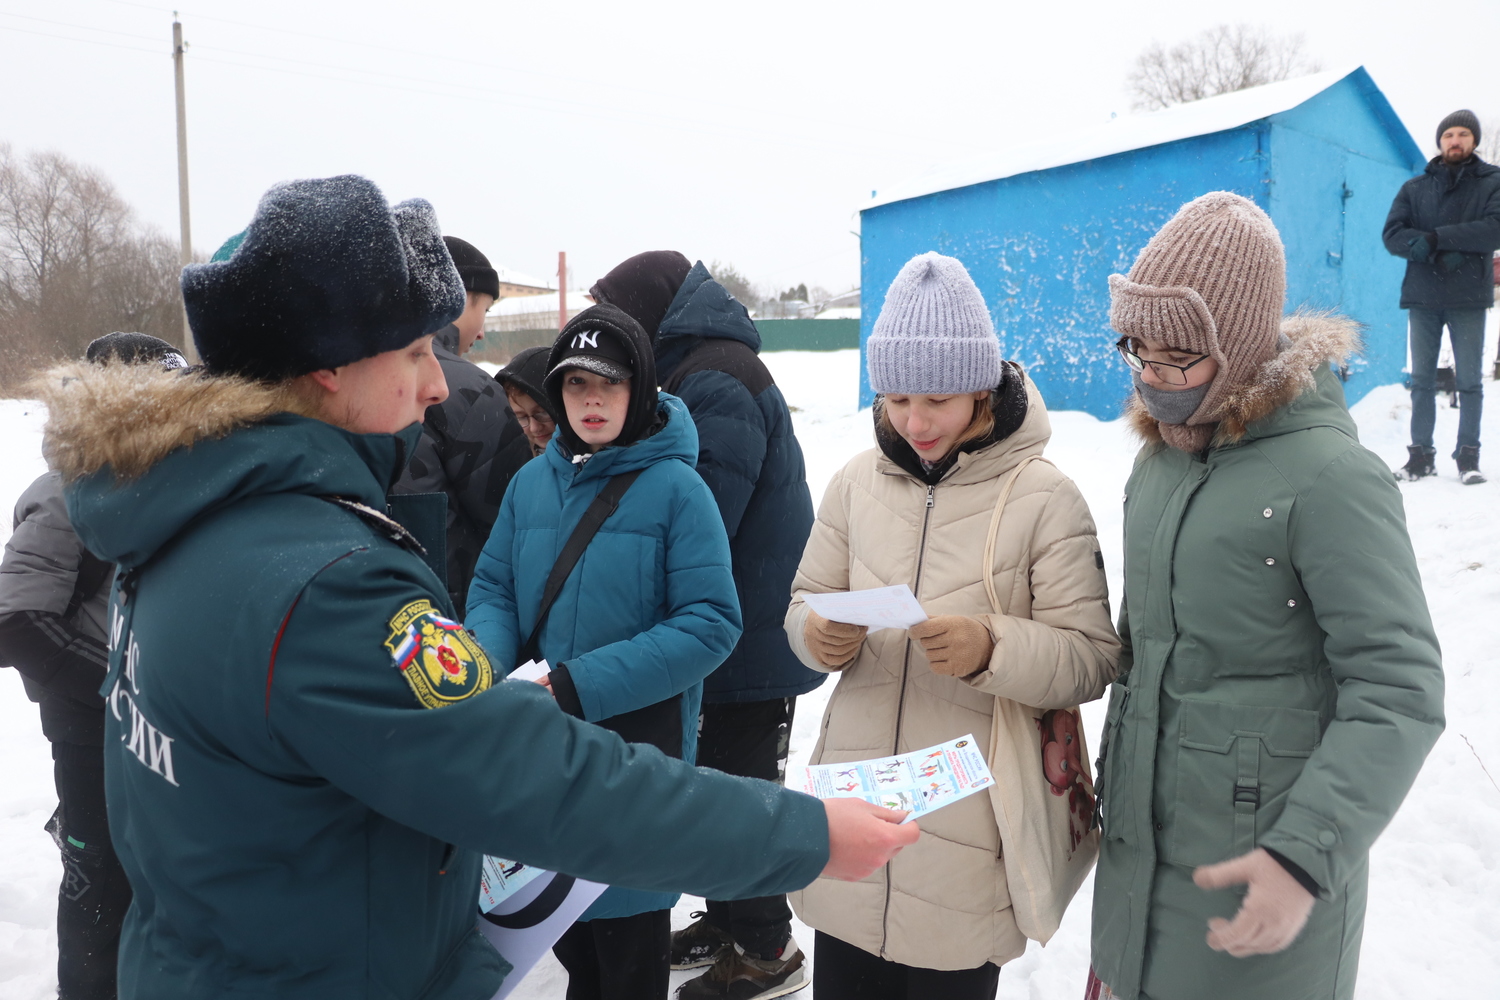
[697,698,795,959]
[49,741,131,1000]
[553,909,671,1000]
[812,931,1000,1000]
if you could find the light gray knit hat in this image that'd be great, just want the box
[867,252,1002,394]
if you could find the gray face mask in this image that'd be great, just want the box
[1133,372,1213,425]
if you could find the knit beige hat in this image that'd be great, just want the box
[1109,192,1286,450]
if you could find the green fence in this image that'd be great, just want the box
[755,318,859,352]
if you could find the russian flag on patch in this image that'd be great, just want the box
[390,625,420,671]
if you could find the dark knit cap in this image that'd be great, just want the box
[588,251,693,339]
[85,332,188,369]
[443,236,500,301]
[544,304,659,454]
[180,175,465,381]
[1436,110,1481,147]
[494,345,558,420]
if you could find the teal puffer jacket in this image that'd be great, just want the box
[42,365,821,1000]
[1090,319,1444,1000]
[467,393,742,920]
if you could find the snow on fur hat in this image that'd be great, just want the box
[181,175,465,381]
[1108,192,1285,449]
[866,252,1002,395]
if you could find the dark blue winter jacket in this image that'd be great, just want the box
[655,263,823,704]
[466,393,742,920]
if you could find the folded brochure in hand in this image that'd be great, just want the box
[801,585,928,632]
[786,735,994,824]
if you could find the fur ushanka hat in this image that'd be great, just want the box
[180,175,465,381]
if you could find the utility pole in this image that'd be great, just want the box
[558,251,567,331]
[173,15,197,362]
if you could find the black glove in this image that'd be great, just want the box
[1441,251,1466,272]
[1408,234,1434,263]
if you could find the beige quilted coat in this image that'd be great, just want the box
[785,375,1121,971]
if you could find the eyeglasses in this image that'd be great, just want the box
[1115,338,1212,386]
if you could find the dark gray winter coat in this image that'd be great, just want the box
[655,264,824,704]
[0,472,112,744]
[393,324,523,616]
[1382,156,1500,309]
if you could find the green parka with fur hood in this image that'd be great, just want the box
[1089,315,1445,1000]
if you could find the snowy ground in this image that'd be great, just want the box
[2,350,1497,998]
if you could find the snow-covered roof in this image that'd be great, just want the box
[866,66,1383,210]
[488,290,592,317]
[494,265,551,291]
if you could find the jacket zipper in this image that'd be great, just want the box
[880,481,935,957]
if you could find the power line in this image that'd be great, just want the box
[0,21,160,55]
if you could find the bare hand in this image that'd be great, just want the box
[820,797,920,881]
[908,615,994,678]
[536,674,554,698]
[1193,848,1316,957]
[804,609,867,669]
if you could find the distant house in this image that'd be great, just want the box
[858,66,1426,416]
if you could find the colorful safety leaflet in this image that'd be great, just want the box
[787,735,994,823]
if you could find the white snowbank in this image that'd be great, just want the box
[1,353,1495,999]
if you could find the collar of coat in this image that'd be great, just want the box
[873,361,1049,487]
[1126,312,1360,450]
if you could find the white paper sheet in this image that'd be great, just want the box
[801,585,929,632]
[507,659,551,683]
[786,735,995,824]
[478,868,608,999]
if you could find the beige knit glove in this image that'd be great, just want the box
[1193,848,1316,957]
[804,609,867,669]
[908,615,994,678]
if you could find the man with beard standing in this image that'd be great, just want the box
[1383,109,1500,485]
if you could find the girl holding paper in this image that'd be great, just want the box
[784,252,1121,998]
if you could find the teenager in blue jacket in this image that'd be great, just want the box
[467,303,742,1000]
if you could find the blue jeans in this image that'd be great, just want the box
[1408,307,1486,454]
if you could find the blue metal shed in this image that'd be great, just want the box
[858,66,1426,417]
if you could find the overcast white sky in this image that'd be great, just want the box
[2,0,1496,297]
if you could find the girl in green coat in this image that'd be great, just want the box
[1088,193,1445,1000]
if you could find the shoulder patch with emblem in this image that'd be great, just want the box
[385,600,493,708]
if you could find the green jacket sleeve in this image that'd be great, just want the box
[1259,447,1445,897]
[267,548,825,901]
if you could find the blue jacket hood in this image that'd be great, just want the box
[655,262,761,371]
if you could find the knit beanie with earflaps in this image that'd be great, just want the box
[1109,191,1286,453]
[867,252,1002,395]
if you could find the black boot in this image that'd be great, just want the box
[1457,445,1486,485]
[1394,446,1436,481]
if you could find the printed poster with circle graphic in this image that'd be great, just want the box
[786,735,995,823]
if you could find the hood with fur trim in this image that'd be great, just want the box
[1127,312,1360,450]
[32,363,417,569]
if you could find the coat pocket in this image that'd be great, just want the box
[1168,699,1322,867]
[1095,684,1130,842]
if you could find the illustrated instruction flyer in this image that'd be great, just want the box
[787,735,994,822]
[801,585,928,632]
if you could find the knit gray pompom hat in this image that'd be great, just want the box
[867,252,1002,394]
[1109,192,1286,451]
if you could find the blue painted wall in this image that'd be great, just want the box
[859,69,1426,418]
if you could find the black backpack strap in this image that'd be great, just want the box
[515,469,644,668]
[63,550,114,621]
[660,338,773,397]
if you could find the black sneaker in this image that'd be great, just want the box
[1457,446,1486,485]
[676,938,808,1000]
[670,912,733,970]
[1394,446,1437,481]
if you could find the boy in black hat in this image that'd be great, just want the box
[393,235,524,616]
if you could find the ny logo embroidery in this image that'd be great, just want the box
[571,330,599,349]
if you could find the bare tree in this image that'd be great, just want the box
[0,144,184,393]
[707,260,759,308]
[1127,24,1321,112]
[1477,121,1500,165]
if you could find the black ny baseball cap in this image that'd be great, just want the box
[546,322,635,382]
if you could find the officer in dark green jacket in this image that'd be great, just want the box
[37,175,918,1000]
[1091,194,1443,1000]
